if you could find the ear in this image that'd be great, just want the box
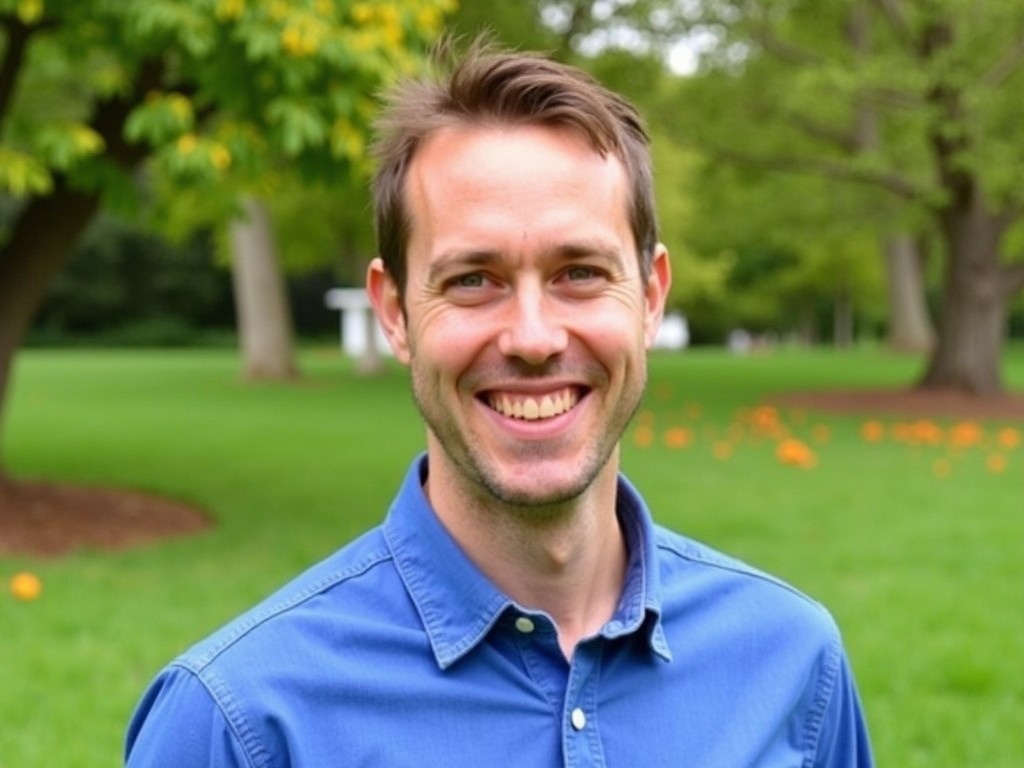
[366,258,411,365]
[643,244,672,349]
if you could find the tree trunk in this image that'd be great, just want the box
[844,6,936,355]
[918,271,1004,395]
[229,197,299,380]
[918,200,1006,395]
[883,233,934,353]
[833,289,854,348]
[0,56,159,477]
[916,21,1011,396]
[0,184,100,477]
[794,300,818,346]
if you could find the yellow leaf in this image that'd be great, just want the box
[177,133,198,155]
[216,0,245,21]
[0,148,52,196]
[209,143,232,170]
[269,1,289,22]
[382,19,404,49]
[16,0,44,24]
[351,3,373,24]
[378,3,399,25]
[331,119,364,160]
[168,94,194,122]
[416,6,441,34]
[71,125,105,155]
[281,16,323,58]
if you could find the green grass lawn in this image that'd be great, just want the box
[1,345,1022,767]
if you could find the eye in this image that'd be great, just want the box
[441,272,488,292]
[441,271,501,305]
[565,265,598,281]
[560,264,609,288]
[454,273,486,288]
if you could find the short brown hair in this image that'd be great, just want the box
[371,39,659,298]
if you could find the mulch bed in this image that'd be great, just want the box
[766,387,1024,421]
[1,387,1022,559]
[0,480,211,558]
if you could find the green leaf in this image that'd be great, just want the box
[0,146,53,196]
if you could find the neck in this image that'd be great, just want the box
[427,457,628,659]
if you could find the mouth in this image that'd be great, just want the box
[483,386,585,421]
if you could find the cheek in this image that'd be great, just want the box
[572,300,648,352]
[564,326,645,389]
[408,315,491,378]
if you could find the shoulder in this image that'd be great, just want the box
[126,521,429,765]
[652,524,840,641]
[650,528,873,766]
[127,525,408,764]
[179,525,399,673]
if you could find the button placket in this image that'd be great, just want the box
[561,641,606,767]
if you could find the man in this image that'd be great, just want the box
[126,42,873,767]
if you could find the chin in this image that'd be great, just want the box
[480,461,601,509]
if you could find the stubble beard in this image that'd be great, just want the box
[409,365,647,515]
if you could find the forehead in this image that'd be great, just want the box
[411,122,619,187]
[404,124,632,258]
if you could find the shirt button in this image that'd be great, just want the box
[570,708,587,731]
[514,616,535,634]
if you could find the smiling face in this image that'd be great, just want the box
[369,124,670,513]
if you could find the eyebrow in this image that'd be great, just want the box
[426,240,627,285]
[426,251,502,285]
[551,241,623,263]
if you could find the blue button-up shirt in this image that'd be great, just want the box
[126,456,872,767]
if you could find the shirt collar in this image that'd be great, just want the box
[383,455,671,669]
[615,474,673,662]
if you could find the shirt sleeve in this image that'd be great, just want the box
[814,650,875,767]
[125,666,253,768]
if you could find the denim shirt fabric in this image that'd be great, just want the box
[125,455,873,767]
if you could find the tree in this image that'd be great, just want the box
[675,0,1024,394]
[230,196,298,379]
[0,0,452,475]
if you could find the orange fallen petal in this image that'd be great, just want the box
[633,424,654,448]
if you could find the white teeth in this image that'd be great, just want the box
[539,395,556,418]
[489,388,579,421]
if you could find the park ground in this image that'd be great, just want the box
[2,383,1022,558]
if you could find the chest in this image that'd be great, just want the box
[253,631,815,768]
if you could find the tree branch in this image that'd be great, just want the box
[867,0,912,47]
[863,86,925,110]
[982,36,1024,88]
[0,14,33,122]
[89,58,166,169]
[549,0,590,59]
[750,22,823,67]
[782,111,859,153]
[708,143,927,202]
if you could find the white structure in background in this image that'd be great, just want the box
[655,312,689,350]
[325,288,689,357]
[324,288,392,358]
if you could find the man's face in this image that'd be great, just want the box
[369,124,670,510]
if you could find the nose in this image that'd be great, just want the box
[497,284,569,364]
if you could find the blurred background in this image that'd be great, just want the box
[2,2,1023,766]
[5,0,1024,387]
